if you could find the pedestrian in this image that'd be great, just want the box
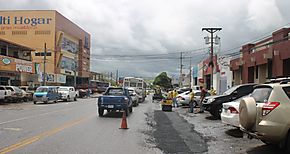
[189,89,195,113]
[172,90,178,107]
[196,86,206,113]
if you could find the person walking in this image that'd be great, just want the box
[172,90,178,108]
[189,89,195,113]
[196,86,206,113]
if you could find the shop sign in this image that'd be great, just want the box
[46,74,55,82]
[2,58,11,65]
[56,74,66,83]
[16,64,32,73]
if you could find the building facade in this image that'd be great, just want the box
[0,10,90,87]
[230,28,290,85]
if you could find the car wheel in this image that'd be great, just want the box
[211,104,222,119]
[125,108,129,116]
[33,101,36,104]
[98,108,104,117]
[239,97,257,130]
[74,95,77,101]
[129,106,133,113]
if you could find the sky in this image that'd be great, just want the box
[1,0,290,78]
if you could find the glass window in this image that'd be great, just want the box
[137,83,142,88]
[130,83,137,87]
[107,89,124,95]
[61,57,76,71]
[36,87,48,92]
[58,88,69,91]
[223,85,238,95]
[282,87,290,99]
[251,87,272,103]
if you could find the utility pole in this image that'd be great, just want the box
[43,43,47,86]
[202,27,222,88]
[115,70,118,86]
[110,72,113,85]
[189,55,192,88]
[179,52,183,88]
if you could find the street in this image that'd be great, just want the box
[0,96,287,154]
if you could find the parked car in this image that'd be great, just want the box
[128,88,139,107]
[20,86,35,101]
[33,86,59,104]
[239,82,290,152]
[97,87,133,116]
[178,90,210,107]
[0,85,11,102]
[221,95,250,127]
[5,86,23,102]
[58,86,77,102]
[202,83,256,119]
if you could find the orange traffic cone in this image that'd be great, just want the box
[120,111,129,129]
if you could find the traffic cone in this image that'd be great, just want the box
[120,111,129,129]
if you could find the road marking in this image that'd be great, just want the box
[0,106,77,125]
[0,113,95,154]
[2,128,22,131]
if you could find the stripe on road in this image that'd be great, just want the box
[0,113,95,154]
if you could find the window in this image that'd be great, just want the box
[0,48,6,56]
[12,30,27,35]
[256,66,259,79]
[251,87,272,103]
[35,52,51,56]
[282,87,290,99]
[267,59,272,78]
[35,30,51,35]
[0,31,5,35]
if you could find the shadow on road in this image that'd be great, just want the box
[225,128,243,138]
[205,115,219,120]
[246,144,288,154]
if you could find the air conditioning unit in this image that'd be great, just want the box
[274,50,279,56]
[263,53,273,59]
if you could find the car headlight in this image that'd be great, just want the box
[208,98,215,103]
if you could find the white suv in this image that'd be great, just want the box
[58,86,77,102]
[239,82,290,151]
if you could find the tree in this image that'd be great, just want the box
[153,72,172,89]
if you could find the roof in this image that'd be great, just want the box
[0,38,34,51]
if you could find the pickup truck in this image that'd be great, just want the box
[97,87,133,117]
[0,86,12,102]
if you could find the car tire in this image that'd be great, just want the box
[239,97,256,130]
[33,101,36,104]
[98,108,104,117]
[212,104,222,119]
[74,95,77,101]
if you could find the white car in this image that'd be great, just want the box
[58,86,77,102]
[128,88,139,107]
[177,90,210,107]
[221,96,249,127]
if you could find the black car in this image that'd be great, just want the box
[202,83,256,119]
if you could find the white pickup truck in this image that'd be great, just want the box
[0,86,12,102]
[58,86,77,102]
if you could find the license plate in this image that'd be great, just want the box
[107,105,114,108]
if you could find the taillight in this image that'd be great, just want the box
[228,107,239,114]
[262,102,280,116]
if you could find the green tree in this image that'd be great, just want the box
[153,72,172,89]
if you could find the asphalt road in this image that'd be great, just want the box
[0,98,161,154]
[0,96,288,154]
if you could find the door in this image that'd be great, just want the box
[248,67,254,83]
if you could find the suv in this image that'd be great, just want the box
[0,86,12,102]
[58,86,77,102]
[203,83,256,119]
[239,83,290,152]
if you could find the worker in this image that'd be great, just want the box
[172,90,178,108]
[189,89,195,113]
[209,87,216,95]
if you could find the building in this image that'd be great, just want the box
[230,28,290,85]
[0,38,36,86]
[0,10,90,87]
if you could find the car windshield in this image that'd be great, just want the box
[251,87,272,103]
[107,89,124,95]
[58,88,69,91]
[223,86,238,95]
[6,87,14,91]
[36,87,48,92]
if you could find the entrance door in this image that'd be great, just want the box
[283,58,290,76]
[248,67,254,83]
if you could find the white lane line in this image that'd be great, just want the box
[0,107,76,126]
[2,127,22,131]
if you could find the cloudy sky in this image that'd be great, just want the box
[1,0,290,78]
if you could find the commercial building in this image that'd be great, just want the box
[0,38,36,86]
[230,28,290,85]
[0,10,90,87]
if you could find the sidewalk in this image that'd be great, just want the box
[90,93,103,98]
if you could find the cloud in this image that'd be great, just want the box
[1,0,290,78]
